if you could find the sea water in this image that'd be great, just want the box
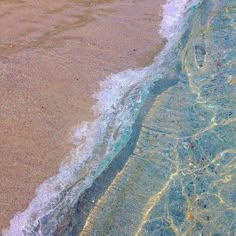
[4,0,236,235]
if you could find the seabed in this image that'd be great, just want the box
[76,1,236,235]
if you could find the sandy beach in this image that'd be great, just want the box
[0,0,165,231]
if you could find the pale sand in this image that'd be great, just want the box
[0,0,166,230]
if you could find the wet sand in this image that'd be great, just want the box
[0,0,165,231]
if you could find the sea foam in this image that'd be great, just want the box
[4,68,154,235]
[161,0,201,40]
[3,0,202,235]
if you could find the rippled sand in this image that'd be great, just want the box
[0,0,165,230]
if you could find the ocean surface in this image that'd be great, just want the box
[4,0,236,235]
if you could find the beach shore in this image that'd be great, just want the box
[0,0,165,230]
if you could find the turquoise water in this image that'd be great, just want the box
[5,0,236,235]
[76,1,236,235]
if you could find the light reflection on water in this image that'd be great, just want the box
[77,0,236,235]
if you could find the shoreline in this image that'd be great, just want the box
[0,0,166,231]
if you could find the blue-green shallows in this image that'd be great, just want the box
[76,1,236,235]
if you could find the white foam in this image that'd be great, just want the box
[3,67,154,235]
[161,0,202,40]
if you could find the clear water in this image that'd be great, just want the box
[77,0,236,235]
[4,0,236,235]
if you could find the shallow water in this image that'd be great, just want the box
[77,0,236,235]
[4,0,236,235]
